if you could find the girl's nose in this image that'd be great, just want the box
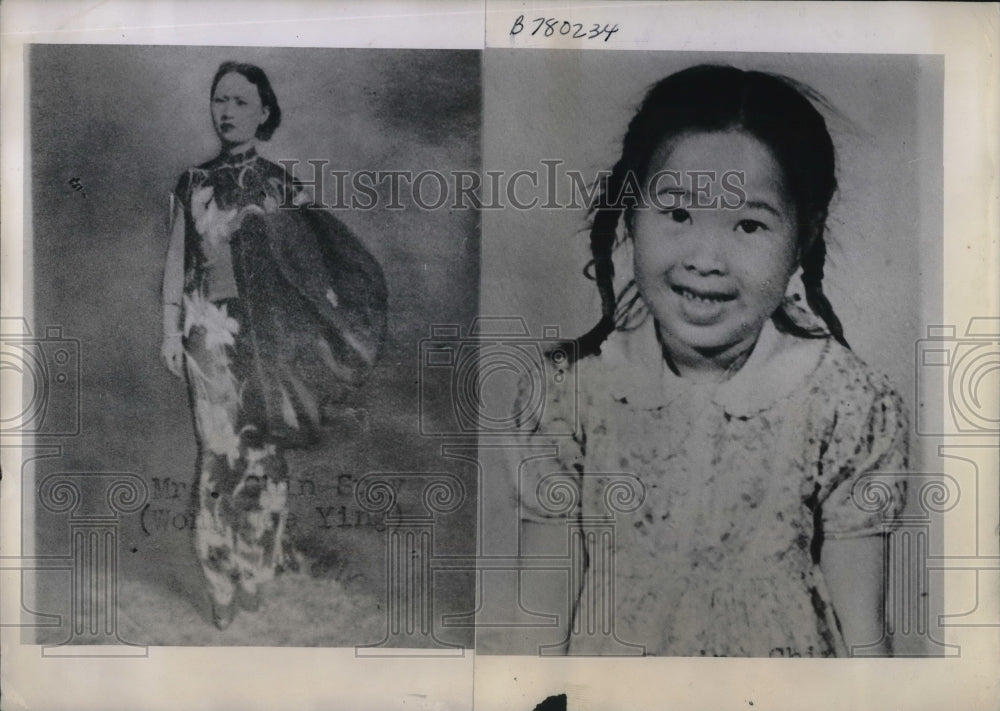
[682,229,728,275]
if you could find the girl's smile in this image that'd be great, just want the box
[632,130,800,373]
[538,64,898,658]
[671,282,738,325]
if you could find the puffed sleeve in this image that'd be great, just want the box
[820,374,909,539]
[509,353,587,523]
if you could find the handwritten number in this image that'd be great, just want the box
[511,16,619,42]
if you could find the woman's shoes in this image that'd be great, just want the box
[276,538,303,575]
[210,585,262,630]
[211,600,237,631]
[236,585,261,613]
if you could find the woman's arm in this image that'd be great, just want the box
[821,535,887,654]
[161,197,186,377]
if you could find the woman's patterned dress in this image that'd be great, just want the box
[173,146,386,612]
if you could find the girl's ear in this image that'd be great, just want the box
[259,105,271,127]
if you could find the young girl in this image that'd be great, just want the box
[161,62,387,630]
[514,64,908,657]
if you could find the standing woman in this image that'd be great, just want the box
[161,62,387,630]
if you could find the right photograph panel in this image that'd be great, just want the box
[476,50,942,658]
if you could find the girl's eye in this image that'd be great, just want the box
[736,219,768,234]
[667,208,692,224]
[236,99,247,106]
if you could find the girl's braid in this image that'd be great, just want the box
[799,225,849,348]
[577,162,630,358]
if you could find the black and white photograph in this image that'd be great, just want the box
[1,2,997,711]
[24,44,480,648]
[477,49,941,658]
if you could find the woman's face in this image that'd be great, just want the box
[211,72,269,147]
[631,129,800,373]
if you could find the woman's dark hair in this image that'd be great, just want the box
[577,64,847,360]
[210,61,282,141]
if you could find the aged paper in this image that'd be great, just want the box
[1,1,997,709]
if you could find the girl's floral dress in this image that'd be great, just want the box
[173,146,386,611]
[513,304,908,656]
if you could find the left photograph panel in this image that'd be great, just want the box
[23,44,480,648]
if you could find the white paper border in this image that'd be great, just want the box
[2,2,997,710]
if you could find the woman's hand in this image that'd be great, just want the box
[161,333,185,378]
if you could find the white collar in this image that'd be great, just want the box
[596,310,830,417]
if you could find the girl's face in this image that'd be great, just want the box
[631,130,800,373]
[211,72,269,147]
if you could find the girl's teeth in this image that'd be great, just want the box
[681,289,724,303]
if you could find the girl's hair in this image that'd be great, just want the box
[577,64,848,360]
[210,61,282,141]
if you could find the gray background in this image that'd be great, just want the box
[28,44,480,646]
[479,50,943,656]
[24,46,946,653]
[482,50,943,422]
